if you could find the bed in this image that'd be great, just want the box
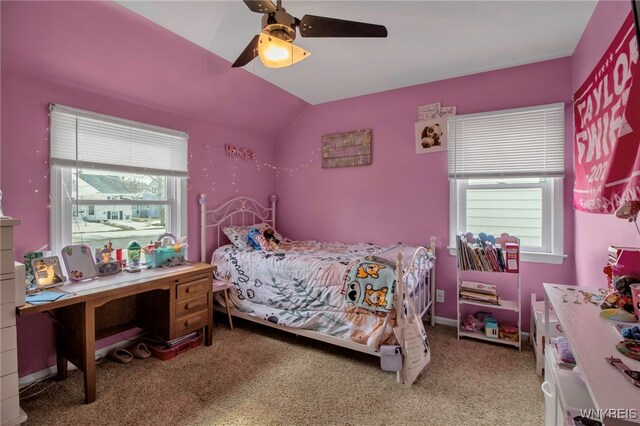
[199,194,436,359]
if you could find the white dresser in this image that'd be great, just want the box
[543,283,640,426]
[0,219,26,425]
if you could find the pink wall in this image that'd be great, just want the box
[273,58,576,326]
[1,1,307,376]
[571,0,635,286]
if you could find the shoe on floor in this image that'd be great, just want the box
[130,342,151,359]
[107,348,134,363]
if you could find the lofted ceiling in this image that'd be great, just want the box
[117,0,597,105]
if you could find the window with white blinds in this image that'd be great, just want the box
[448,103,566,264]
[50,104,188,177]
[49,104,188,257]
[447,103,565,179]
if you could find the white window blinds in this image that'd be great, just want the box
[50,104,188,177]
[447,103,565,178]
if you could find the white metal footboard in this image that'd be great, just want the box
[396,236,437,327]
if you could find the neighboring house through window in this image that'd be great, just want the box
[448,103,566,264]
[49,104,188,257]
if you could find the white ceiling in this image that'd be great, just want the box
[117,0,597,105]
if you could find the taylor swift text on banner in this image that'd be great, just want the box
[574,12,640,213]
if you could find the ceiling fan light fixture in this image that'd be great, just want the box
[258,32,309,68]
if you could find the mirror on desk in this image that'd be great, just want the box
[62,244,97,282]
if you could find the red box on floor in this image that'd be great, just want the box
[148,333,202,361]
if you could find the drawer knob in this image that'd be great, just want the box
[185,303,190,309]
[185,318,197,326]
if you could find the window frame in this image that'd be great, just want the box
[50,166,187,256]
[449,177,565,264]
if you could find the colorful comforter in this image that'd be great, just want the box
[212,240,432,349]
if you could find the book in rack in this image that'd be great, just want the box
[456,232,522,350]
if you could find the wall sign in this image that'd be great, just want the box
[225,144,255,161]
[321,129,372,168]
[574,12,640,213]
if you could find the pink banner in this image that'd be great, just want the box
[574,13,640,213]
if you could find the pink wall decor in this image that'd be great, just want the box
[225,144,256,161]
[273,57,576,326]
[572,0,637,286]
[573,12,639,214]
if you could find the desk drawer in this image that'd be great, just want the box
[174,273,211,286]
[176,294,208,317]
[176,278,209,300]
[175,308,208,335]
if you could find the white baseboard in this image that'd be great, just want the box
[18,332,144,389]
[434,316,458,327]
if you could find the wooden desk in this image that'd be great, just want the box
[17,263,215,404]
[544,283,640,424]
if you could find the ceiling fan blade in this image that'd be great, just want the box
[231,35,260,68]
[243,0,277,14]
[299,15,388,38]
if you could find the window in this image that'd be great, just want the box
[50,105,188,257]
[448,103,565,264]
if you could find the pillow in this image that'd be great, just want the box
[222,223,285,250]
[222,226,252,250]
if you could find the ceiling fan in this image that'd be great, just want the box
[232,0,388,69]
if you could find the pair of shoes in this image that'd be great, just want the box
[107,343,152,363]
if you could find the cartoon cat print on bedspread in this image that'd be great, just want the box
[356,262,386,279]
[364,284,388,309]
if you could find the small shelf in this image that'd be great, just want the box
[458,328,520,348]
[456,232,522,351]
[458,298,519,311]
[459,269,519,276]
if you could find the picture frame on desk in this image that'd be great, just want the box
[32,256,66,289]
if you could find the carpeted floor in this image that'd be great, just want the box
[21,320,543,425]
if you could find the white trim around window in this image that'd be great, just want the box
[448,178,566,265]
[50,166,187,256]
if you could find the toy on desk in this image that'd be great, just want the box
[621,325,640,341]
[600,308,638,323]
[32,256,66,289]
[125,241,142,272]
[61,244,97,282]
[601,275,640,314]
[143,235,187,268]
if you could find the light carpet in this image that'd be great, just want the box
[21,321,543,425]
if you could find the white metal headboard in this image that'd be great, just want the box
[199,194,277,262]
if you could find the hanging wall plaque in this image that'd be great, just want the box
[321,129,372,168]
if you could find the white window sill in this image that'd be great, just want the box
[447,247,566,265]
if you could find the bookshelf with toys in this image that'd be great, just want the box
[456,232,522,350]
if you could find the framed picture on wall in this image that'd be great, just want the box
[415,118,447,154]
